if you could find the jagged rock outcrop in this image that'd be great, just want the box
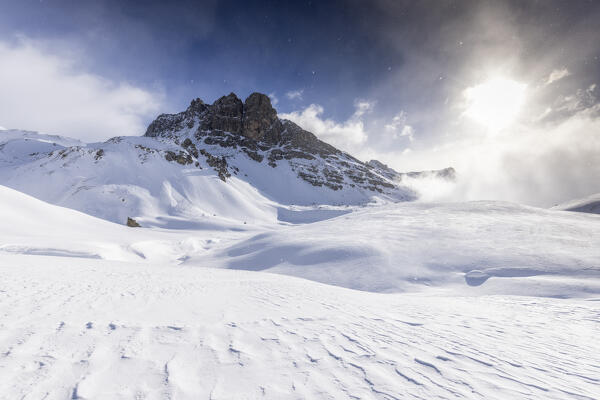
[126,217,141,227]
[202,93,244,134]
[242,93,282,143]
[144,92,331,154]
[143,92,413,196]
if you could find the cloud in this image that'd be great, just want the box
[545,68,570,85]
[0,38,163,141]
[361,76,600,207]
[280,101,370,152]
[353,100,374,117]
[383,106,600,207]
[538,83,599,123]
[384,111,414,142]
[268,92,279,106]
[285,89,304,100]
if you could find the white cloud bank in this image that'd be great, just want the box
[0,38,163,142]
[545,68,570,85]
[385,111,414,142]
[386,94,600,207]
[280,101,370,153]
[281,85,599,207]
[268,92,279,106]
[285,89,304,100]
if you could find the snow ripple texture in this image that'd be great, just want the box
[0,259,598,400]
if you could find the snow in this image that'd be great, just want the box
[2,256,599,399]
[1,129,599,399]
[213,201,600,296]
[0,130,407,228]
[1,184,599,399]
[553,192,600,214]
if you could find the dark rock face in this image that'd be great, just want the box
[142,92,412,196]
[94,149,104,161]
[280,120,339,157]
[164,150,193,165]
[242,93,282,143]
[146,92,284,143]
[187,98,208,116]
[126,217,141,227]
[202,93,244,134]
[200,149,231,182]
[145,113,183,137]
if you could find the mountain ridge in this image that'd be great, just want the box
[0,92,453,227]
[143,91,406,194]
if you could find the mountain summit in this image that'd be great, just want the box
[141,92,408,194]
[0,93,418,227]
[147,92,282,144]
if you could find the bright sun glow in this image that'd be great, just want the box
[464,78,527,131]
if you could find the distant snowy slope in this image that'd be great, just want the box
[0,184,251,265]
[0,93,415,227]
[1,186,598,398]
[0,135,283,228]
[553,192,600,214]
[0,129,84,147]
[211,201,600,297]
[3,183,597,298]
[0,129,83,166]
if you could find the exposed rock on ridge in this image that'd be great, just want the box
[242,92,282,143]
[146,92,283,144]
[143,92,412,197]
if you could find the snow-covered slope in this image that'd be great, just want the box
[1,185,599,399]
[0,129,83,167]
[210,201,600,296]
[2,184,598,298]
[3,258,599,400]
[553,192,600,214]
[0,94,414,228]
[1,92,599,399]
[0,134,285,228]
[0,184,251,265]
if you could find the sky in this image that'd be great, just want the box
[0,0,599,206]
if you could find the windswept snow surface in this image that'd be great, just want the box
[553,192,600,214]
[2,256,599,400]
[214,201,600,296]
[0,185,599,399]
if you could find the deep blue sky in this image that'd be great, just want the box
[1,0,600,205]
[4,0,401,118]
[2,0,597,121]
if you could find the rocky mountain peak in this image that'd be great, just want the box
[243,92,281,143]
[146,92,283,144]
[142,92,415,196]
[213,92,243,114]
[202,92,244,134]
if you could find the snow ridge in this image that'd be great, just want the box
[0,93,415,228]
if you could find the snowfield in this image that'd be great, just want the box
[2,256,599,400]
[0,185,599,399]
[1,127,599,399]
[553,192,600,214]
[212,201,600,296]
